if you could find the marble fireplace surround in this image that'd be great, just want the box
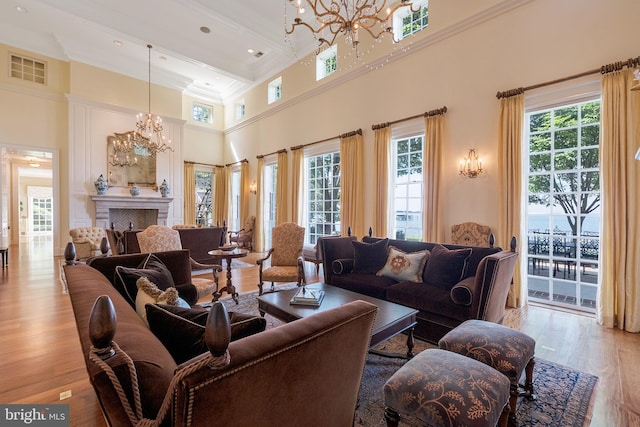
[90,195,173,231]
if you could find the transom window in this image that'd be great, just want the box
[306,150,341,245]
[394,0,429,40]
[11,54,46,84]
[392,135,423,240]
[192,103,213,123]
[235,102,245,120]
[525,99,601,312]
[316,45,337,81]
[268,77,282,104]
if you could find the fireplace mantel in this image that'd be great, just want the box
[90,195,173,230]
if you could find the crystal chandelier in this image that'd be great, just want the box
[111,44,172,167]
[285,0,418,55]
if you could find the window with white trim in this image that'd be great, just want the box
[268,77,282,104]
[235,102,246,120]
[305,142,341,245]
[192,103,213,123]
[393,0,429,41]
[195,166,214,226]
[391,133,423,241]
[263,162,278,248]
[316,45,337,81]
[230,169,241,232]
[11,54,46,84]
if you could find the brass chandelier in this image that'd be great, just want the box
[111,44,172,167]
[285,0,419,55]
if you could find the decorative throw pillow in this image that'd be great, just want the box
[423,244,472,289]
[114,254,176,306]
[352,238,389,274]
[376,246,430,282]
[145,304,267,364]
[134,276,182,325]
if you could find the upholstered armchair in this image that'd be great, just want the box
[228,216,255,251]
[257,222,306,295]
[136,225,221,299]
[69,227,106,259]
[451,222,495,247]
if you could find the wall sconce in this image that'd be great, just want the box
[249,180,257,194]
[459,148,483,178]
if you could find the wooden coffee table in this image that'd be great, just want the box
[257,282,418,358]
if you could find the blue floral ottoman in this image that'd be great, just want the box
[383,349,511,427]
[438,319,536,426]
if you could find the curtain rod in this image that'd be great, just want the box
[184,161,223,168]
[372,106,448,130]
[257,148,287,159]
[290,128,362,151]
[496,55,640,99]
[225,158,248,167]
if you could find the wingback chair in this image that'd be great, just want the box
[69,227,106,260]
[228,216,255,251]
[451,222,495,247]
[136,225,221,299]
[257,222,306,295]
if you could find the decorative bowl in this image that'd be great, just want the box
[219,245,237,252]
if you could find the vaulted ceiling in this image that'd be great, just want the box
[0,0,318,103]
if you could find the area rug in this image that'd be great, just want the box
[218,289,599,427]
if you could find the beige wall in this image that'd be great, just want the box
[223,0,639,242]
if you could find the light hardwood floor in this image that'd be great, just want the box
[1,237,639,426]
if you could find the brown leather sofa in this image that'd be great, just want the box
[65,250,377,426]
[320,236,518,344]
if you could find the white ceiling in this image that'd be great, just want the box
[0,0,318,103]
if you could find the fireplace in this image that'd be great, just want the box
[90,195,173,231]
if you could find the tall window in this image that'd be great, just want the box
[263,163,278,248]
[306,150,341,245]
[28,186,53,235]
[230,170,241,231]
[394,0,429,40]
[526,99,601,312]
[316,45,337,81]
[392,135,423,240]
[195,167,214,226]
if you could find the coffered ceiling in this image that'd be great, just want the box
[0,0,318,103]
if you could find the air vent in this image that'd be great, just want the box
[10,54,46,84]
[253,51,264,58]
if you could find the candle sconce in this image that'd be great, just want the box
[459,148,483,178]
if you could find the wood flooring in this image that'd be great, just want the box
[1,237,638,426]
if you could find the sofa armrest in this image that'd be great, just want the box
[319,236,357,284]
[449,276,475,306]
[332,258,354,275]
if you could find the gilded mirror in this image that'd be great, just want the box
[107,131,157,188]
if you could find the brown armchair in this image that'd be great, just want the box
[257,222,306,295]
[136,225,221,299]
[451,222,495,247]
[228,215,255,251]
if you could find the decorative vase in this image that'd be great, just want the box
[159,179,170,197]
[129,184,140,197]
[94,174,109,195]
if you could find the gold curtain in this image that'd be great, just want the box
[183,162,196,225]
[374,126,391,237]
[213,166,227,228]
[423,114,445,242]
[277,151,289,225]
[255,157,265,252]
[598,68,640,332]
[240,161,249,227]
[291,149,303,224]
[340,132,364,238]
[498,93,524,308]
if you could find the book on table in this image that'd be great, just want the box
[290,287,325,306]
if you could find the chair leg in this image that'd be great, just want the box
[383,407,400,427]
[258,281,264,295]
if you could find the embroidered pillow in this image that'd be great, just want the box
[376,246,430,283]
[423,244,472,289]
[352,238,389,274]
[134,276,184,325]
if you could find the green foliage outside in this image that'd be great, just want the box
[402,6,428,37]
[528,100,600,236]
[195,171,213,226]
